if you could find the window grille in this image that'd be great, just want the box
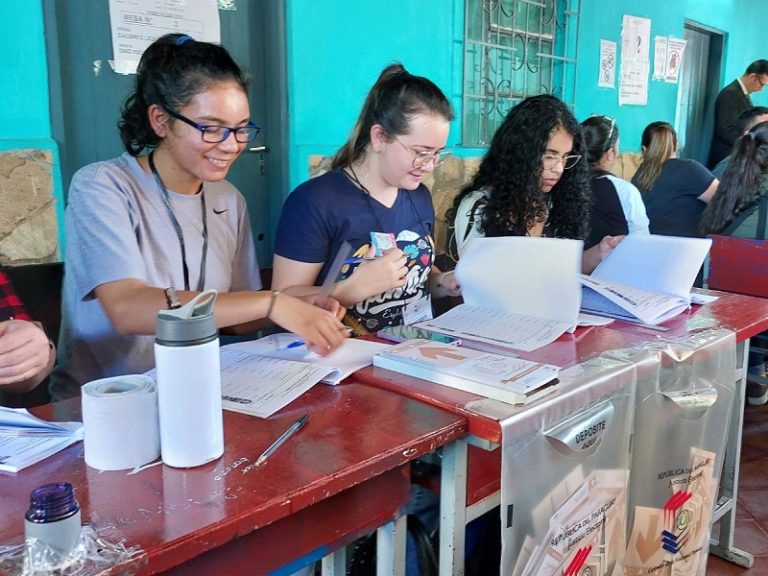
[462,0,580,146]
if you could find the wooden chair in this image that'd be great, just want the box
[706,235,768,298]
[706,235,768,391]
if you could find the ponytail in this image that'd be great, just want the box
[331,63,453,169]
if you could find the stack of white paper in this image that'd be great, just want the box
[0,407,83,473]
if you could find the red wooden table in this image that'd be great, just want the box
[355,290,768,574]
[0,383,466,575]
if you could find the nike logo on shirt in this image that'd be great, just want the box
[213,208,228,214]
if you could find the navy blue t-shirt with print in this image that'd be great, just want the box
[275,168,435,335]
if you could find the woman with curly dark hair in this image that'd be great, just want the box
[448,94,619,272]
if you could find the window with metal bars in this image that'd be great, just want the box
[462,0,580,146]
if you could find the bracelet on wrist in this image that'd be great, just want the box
[266,290,280,320]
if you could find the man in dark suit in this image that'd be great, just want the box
[708,60,768,168]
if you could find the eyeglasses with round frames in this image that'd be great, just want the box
[541,153,582,171]
[163,106,261,143]
[393,137,449,169]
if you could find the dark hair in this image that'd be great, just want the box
[633,121,677,193]
[745,60,768,76]
[448,94,589,239]
[118,34,249,155]
[700,121,768,234]
[737,106,768,133]
[581,115,619,169]
[331,63,454,169]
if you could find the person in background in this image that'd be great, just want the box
[581,115,649,249]
[51,34,347,401]
[0,267,54,394]
[272,63,460,336]
[709,60,768,168]
[711,106,768,179]
[700,121,768,405]
[448,94,620,272]
[632,121,718,239]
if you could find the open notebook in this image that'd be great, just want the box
[417,237,583,353]
[0,407,83,473]
[218,335,391,418]
[580,235,712,326]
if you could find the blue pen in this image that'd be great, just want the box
[343,257,375,265]
[285,339,306,349]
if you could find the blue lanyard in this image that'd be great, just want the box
[148,152,208,291]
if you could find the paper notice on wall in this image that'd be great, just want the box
[619,15,651,105]
[108,0,221,75]
[599,40,617,88]
[621,15,651,63]
[665,37,687,84]
[653,36,668,80]
[619,61,649,106]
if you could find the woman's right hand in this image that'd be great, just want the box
[268,292,349,355]
[341,248,409,303]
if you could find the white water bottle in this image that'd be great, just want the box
[155,290,223,468]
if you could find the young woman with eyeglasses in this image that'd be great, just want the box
[581,115,649,249]
[272,63,460,335]
[51,34,347,400]
[448,94,621,273]
[632,121,718,238]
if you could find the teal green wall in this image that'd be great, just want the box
[0,0,64,255]
[285,0,465,189]
[286,0,768,191]
[0,2,49,138]
[575,0,768,154]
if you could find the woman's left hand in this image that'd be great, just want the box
[431,270,462,298]
[582,235,624,274]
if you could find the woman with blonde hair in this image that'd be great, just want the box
[632,121,718,238]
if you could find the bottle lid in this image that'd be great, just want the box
[25,482,80,523]
[156,290,218,345]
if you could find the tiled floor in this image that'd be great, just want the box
[706,402,768,574]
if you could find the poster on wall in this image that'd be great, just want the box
[108,0,221,75]
[619,15,651,105]
[653,36,668,80]
[599,40,617,88]
[665,37,687,84]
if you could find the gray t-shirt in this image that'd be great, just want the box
[50,153,261,399]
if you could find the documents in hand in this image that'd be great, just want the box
[418,237,583,352]
[219,335,392,418]
[580,235,712,326]
[373,339,559,405]
[0,407,83,473]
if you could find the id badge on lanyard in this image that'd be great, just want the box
[402,294,433,325]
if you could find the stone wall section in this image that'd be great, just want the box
[0,149,59,265]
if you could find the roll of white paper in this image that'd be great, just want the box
[81,375,160,471]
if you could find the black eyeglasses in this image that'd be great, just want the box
[163,106,261,143]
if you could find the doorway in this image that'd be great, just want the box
[42,1,287,268]
[674,21,724,165]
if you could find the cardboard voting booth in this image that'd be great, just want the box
[499,356,637,576]
[607,329,736,576]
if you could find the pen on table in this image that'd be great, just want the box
[255,414,309,466]
[284,326,354,350]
